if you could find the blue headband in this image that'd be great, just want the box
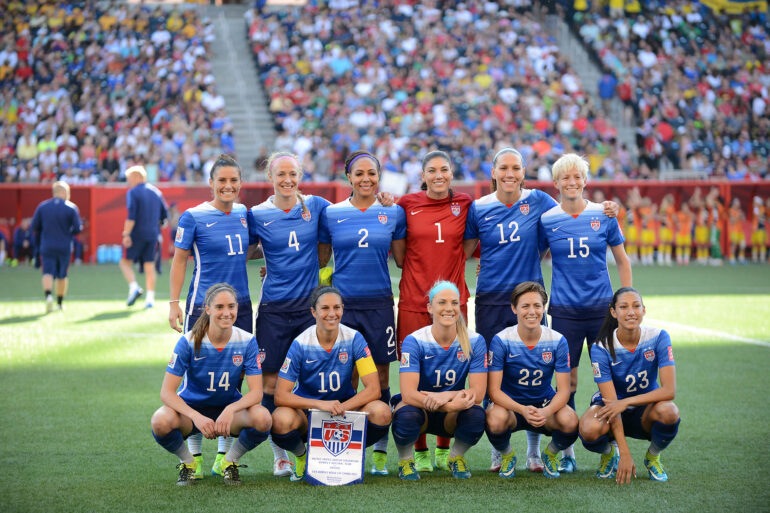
[429,281,460,302]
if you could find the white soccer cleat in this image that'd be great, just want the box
[526,456,544,472]
[273,457,293,477]
[45,296,54,313]
[489,448,502,472]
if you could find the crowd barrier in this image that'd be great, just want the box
[1,180,768,263]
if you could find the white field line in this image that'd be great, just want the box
[646,318,770,348]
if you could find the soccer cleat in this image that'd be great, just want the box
[447,455,471,479]
[558,455,578,474]
[211,453,225,476]
[192,455,204,479]
[290,452,307,482]
[45,296,54,313]
[273,457,293,477]
[398,458,420,481]
[127,287,143,307]
[489,448,502,472]
[499,451,516,479]
[541,447,560,478]
[526,455,544,472]
[176,462,196,486]
[434,447,450,471]
[370,451,388,475]
[223,459,245,485]
[596,446,619,479]
[644,451,668,482]
[414,449,433,472]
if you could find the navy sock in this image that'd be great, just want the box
[453,405,486,446]
[271,429,304,454]
[152,429,184,453]
[651,419,680,451]
[568,392,576,411]
[237,427,269,451]
[380,387,391,406]
[262,393,276,414]
[485,427,512,453]
[365,423,390,447]
[580,433,610,454]
[551,429,579,451]
[391,405,425,447]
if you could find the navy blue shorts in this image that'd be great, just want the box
[125,237,157,264]
[476,303,548,349]
[551,316,604,369]
[185,404,228,437]
[184,301,254,334]
[511,396,554,436]
[341,307,397,365]
[590,391,651,441]
[41,252,70,279]
[256,307,315,373]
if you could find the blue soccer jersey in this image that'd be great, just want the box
[166,327,261,407]
[31,198,82,254]
[175,202,252,309]
[489,326,570,404]
[464,190,557,305]
[319,199,406,307]
[399,326,487,392]
[279,324,373,401]
[539,201,625,319]
[591,326,675,400]
[249,195,330,311]
[127,182,167,240]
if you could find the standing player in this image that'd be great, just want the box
[391,281,487,480]
[31,181,82,312]
[12,218,34,264]
[151,283,272,486]
[485,282,578,479]
[674,202,694,266]
[394,150,475,472]
[270,286,392,482]
[728,198,747,264]
[579,287,680,483]
[318,151,406,475]
[750,196,766,263]
[539,153,632,473]
[168,155,259,478]
[249,152,330,474]
[119,165,168,308]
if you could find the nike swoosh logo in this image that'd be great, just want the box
[263,220,276,226]
[552,226,561,232]
[387,349,396,356]
[194,356,206,361]
[206,222,217,227]
[424,355,435,359]
[485,215,498,221]
[306,359,318,364]
[336,218,350,223]
[611,360,622,366]
[410,210,423,215]
[509,353,520,358]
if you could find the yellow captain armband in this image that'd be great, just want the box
[318,266,333,286]
[355,356,377,377]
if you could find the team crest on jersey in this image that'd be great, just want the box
[240,217,247,228]
[258,349,266,365]
[302,210,312,222]
[378,214,388,224]
[668,346,674,362]
[644,349,655,362]
[168,352,178,368]
[322,420,353,456]
[519,203,530,215]
[591,218,600,231]
[175,227,184,243]
[280,357,291,373]
[592,362,601,377]
[339,351,348,364]
[542,351,553,364]
[451,203,461,216]
[400,352,410,368]
[233,354,243,366]
[457,349,466,362]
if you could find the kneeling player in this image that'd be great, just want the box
[579,287,680,484]
[151,283,271,485]
[270,286,391,482]
[391,281,487,480]
[485,282,578,479]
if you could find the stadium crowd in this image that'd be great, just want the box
[0,1,233,184]
[569,0,770,180]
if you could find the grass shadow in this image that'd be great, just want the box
[0,313,47,325]
[76,309,141,323]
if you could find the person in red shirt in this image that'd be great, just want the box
[392,150,475,473]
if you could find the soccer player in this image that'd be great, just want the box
[169,155,258,478]
[728,197,747,264]
[12,218,34,264]
[318,150,406,475]
[391,281,487,480]
[579,287,680,483]
[151,283,272,486]
[674,202,694,266]
[119,165,168,308]
[539,153,632,472]
[30,181,82,312]
[485,282,578,479]
[394,150,475,472]
[270,286,391,482]
[249,151,331,474]
[750,196,766,263]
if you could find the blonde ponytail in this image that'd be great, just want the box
[456,312,471,357]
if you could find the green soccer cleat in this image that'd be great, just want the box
[414,449,433,472]
[499,450,516,479]
[223,459,246,486]
[596,446,619,479]
[192,455,204,480]
[211,453,226,476]
[398,458,420,481]
[176,462,196,486]
[644,451,668,482]
[370,451,388,475]
[447,455,471,479]
[541,446,560,478]
[290,452,307,482]
[434,447,450,471]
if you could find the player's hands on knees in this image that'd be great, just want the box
[169,302,184,333]
[596,398,626,424]
[321,400,345,416]
[523,405,546,427]
[423,392,449,412]
[194,414,217,439]
[616,452,636,485]
[215,407,235,437]
[447,390,474,412]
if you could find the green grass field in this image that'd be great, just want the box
[1,262,769,512]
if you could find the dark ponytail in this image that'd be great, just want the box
[593,286,642,361]
[190,283,238,356]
